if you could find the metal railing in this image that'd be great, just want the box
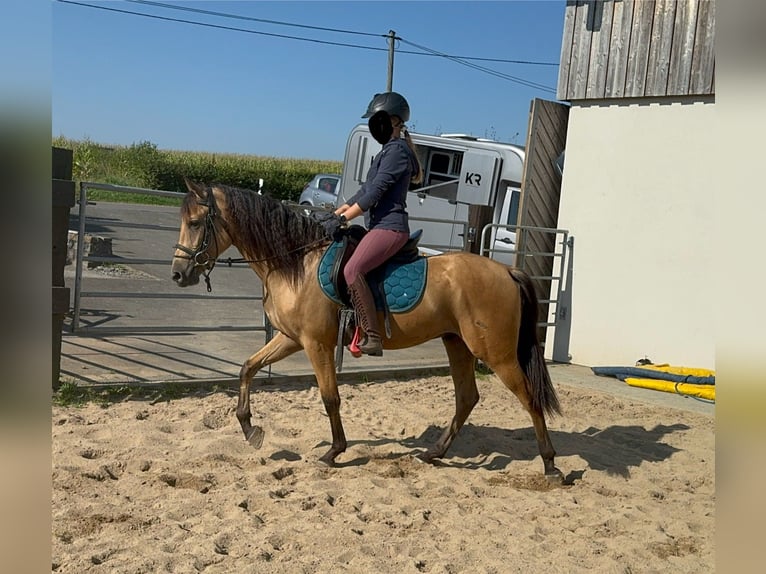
[70,182,269,336]
[68,182,571,362]
[479,223,574,363]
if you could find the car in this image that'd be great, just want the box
[298,173,342,212]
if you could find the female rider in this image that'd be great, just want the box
[320,92,423,356]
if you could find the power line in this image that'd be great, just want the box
[55,0,558,91]
[124,0,558,67]
[398,38,557,94]
[60,0,557,68]
[56,0,389,52]
[125,0,383,38]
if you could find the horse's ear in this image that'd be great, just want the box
[183,177,207,200]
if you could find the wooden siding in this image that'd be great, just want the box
[516,99,570,341]
[558,0,715,100]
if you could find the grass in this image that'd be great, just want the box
[52,379,121,407]
[84,189,183,207]
[53,379,231,408]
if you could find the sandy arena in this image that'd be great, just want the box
[52,373,714,573]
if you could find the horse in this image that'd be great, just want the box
[171,179,563,481]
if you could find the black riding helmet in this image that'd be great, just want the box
[362,91,410,123]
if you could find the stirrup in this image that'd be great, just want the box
[347,326,363,358]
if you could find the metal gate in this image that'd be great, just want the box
[480,223,573,363]
[69,182,269,336]
[62,182,570,388]
[61,182,283,385]
[61,182,450,386]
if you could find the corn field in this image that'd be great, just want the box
[52,137,342,204]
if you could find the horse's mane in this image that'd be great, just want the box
[184,183,328,286]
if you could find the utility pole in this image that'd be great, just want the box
[386,30,396,92]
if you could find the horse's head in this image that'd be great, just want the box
[171,179,232,287]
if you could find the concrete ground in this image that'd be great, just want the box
[60,327,713,417]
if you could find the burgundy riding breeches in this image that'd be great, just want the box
[343,228,409,285]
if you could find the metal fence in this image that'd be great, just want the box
[66,182,570,371]
[69,182,270,337]
[479,223,574,363]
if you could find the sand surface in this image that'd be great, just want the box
[52,374,715,573]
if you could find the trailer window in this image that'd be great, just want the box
[451,154,463,176]
[424,149,463,201]
[430,153,450,174]
[428,151,462,177]
[507,189,520,225]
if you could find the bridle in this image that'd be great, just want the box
[173,193,221,292]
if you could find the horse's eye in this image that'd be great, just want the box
[189,220,201,229]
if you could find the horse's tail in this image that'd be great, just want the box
[509,267,561,417]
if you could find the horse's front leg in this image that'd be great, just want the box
[237,332,302,447]
[304,341,346,465]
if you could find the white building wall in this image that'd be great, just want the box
[550,97,715,369]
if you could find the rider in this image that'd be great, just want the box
[320,91,423,356]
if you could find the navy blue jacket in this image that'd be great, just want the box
[347,138,417,232]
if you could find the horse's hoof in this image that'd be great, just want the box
[318,455,337,467]
[246,426,265,449]
[415,451,437,464]
[545,468,564,485]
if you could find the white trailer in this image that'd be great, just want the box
[337,124,527,264]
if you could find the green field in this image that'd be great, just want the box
[52,137,343,205]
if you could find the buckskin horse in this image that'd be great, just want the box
[171,179,563,481]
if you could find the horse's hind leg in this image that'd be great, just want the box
[236,332,302,447]
[419,334,479,463]
[491,360,562,481]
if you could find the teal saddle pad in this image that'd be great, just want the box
[318,241,428,313]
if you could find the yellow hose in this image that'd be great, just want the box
[624,377,715,401]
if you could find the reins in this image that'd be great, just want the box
[173,192,327,292]
[217,238,327,266]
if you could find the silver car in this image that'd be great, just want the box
[298,173,342,211]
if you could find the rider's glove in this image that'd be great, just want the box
[316,212,346,239]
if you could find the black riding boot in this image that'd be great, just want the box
[348,276,383,356]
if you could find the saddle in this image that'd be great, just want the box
[328,225,423,307]
[316,225,428,371]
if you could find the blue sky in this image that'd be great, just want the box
[51,1,566,161]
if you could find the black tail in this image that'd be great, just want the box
[509,268,561,417]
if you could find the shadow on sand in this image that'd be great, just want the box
[319,422,690,480]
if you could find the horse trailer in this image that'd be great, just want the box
[337,124,527,264]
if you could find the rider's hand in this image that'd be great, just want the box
[315,212,346,238]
